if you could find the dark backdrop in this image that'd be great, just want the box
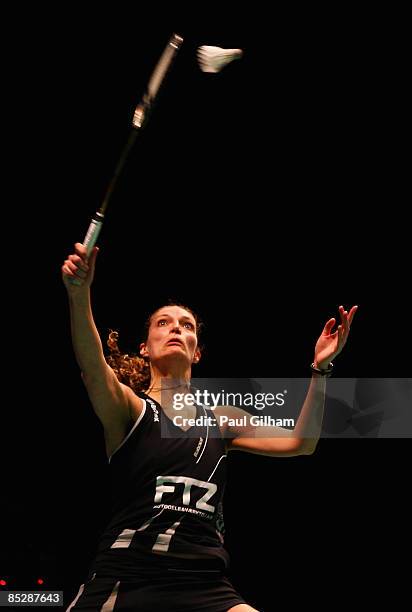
[2,7,409,610]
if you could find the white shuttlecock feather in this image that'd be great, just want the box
[197,46,243,73]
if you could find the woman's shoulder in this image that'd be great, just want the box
[105,389,147,459]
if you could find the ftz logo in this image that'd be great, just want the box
[155,475,217,512]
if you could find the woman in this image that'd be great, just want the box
[62,243,357,611]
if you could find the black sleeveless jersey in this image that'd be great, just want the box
[90,392,229,577]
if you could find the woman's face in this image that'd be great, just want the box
[140,306,201,368]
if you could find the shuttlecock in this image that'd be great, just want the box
[197,45,243,73]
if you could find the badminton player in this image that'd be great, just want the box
[62,242,357,611]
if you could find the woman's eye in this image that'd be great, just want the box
[184,322,194,330]
[158,320,167,326]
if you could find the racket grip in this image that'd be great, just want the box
[83,212,104,255]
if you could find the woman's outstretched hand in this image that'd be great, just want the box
[314,305,358,369]
[61,243,99,294]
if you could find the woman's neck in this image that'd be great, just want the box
[146,376,191,393]
[147,364,191,393]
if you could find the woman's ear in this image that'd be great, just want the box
[140,342,148,358]
[193,348,201,364]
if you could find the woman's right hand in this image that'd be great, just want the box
[62,243,99,294]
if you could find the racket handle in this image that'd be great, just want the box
[83,212,104,255]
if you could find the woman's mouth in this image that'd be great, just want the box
[166,338,184,347]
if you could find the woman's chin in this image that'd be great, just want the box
[157,350,190,367]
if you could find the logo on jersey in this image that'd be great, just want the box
[146,398,160,423]
[154,475,217,513]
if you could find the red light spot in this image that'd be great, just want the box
[0,579,7,586]
[37,579,44,585]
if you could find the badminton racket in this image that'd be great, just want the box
[82,33,184,254]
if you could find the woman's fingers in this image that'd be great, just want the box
[62,261,82,286]
[87,246,99,275]
[338,324,343,344]
[74,242,88,258]
[62,244,99,290]
[68,254,88,274]
[348,305,358,326]
[340,305,357,338]
[338,304,359,347]
[323,318,336,335]
[64,258,87,278]
[68,253,87,267]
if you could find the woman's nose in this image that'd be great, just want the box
[171,323,181,333]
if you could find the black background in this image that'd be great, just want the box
[2,6,409,610]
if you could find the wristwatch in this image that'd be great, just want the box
[310,362,334,377]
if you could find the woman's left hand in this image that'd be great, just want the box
[314,305,358,369]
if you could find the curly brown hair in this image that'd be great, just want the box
[106,303,203,394]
